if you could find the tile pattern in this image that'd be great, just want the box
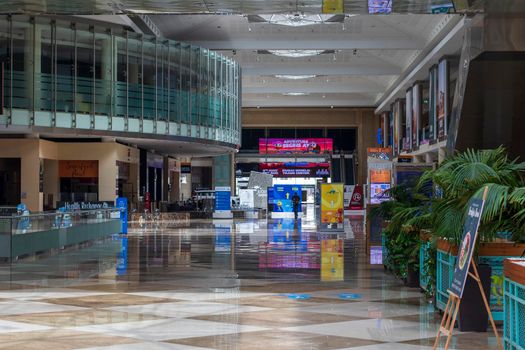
[0,214,502,349]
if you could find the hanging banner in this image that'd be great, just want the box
[412,83,421,149]
[320,183,344,225]
[429,65,437,141]
[405,88,413,151]
[259,138,333,155]
[450,197,485,298]
[381,112,390,148]
[437,59,449,139]
[321,239,344,281]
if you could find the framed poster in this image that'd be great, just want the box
[437,59,449,139]
[405,88,413,151]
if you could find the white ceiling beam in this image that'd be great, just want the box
[242,98,376,107]
[243,64,401,76]
[243,84,385,94]
[188,39,425,50]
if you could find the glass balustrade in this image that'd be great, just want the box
[0,15,241,145]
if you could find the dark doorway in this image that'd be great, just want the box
[0,158,21,206]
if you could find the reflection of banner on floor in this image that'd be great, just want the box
[321,183,344,224]
[321,239,344,281]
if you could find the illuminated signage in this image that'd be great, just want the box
[259,138,333,154]
[260,162,330,178]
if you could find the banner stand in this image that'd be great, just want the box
[433,262,502,350]
[432,188,502,350]
[319,183,344,232]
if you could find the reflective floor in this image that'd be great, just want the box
[0,211,501,349]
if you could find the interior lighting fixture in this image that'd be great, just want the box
[269,49,324,58]
[275,74,317,80]
[283,92,309,96]
[259,14,336,27]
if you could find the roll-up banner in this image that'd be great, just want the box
[437,59,449,139]
[405,89,413,151]
[412,83,421,149]
[320,183,344,230]
[429,65,438,141]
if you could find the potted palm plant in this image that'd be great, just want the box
[418,146,525,330]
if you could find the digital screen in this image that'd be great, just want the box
[368,0,392,14]
[259,138,333,154]
[260,162,330,178]
[370,169,391,183]
[370,183,391,204]
[270,185,302,213]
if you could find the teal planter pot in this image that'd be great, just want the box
[504,259,525,350]
[436,241,525,322]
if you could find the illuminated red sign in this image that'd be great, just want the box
[259,138,333,154]
[259,162,330,178]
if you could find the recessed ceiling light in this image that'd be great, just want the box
[275,74,317,80]
[259,14,337,27]
[269,50,324,58]
[283,92,309,96]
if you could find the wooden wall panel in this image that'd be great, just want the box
[242,107,379,184]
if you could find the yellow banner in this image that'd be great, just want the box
[321,183,344,224]
[321,239,344,281]
[322,0,344,14]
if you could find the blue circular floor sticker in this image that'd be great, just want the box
[338,292,362,300]
[279,293,311,300]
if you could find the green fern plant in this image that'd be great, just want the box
[419,146,525,245]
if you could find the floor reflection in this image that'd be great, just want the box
[0,213,501,350]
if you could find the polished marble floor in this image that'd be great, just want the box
[0,212,501,349]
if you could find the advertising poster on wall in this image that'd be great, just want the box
[392,102,398,155]
[259,138,333,154]
[450,197,485,298]
[437,59,448,139]
[259,162,330,178]
[320,183,344,227]
[405,89,413,151]
[429,66,437,141]
[321,239,344,281]
[271,185,302,218]
[389,110,394,148]
[412,83,421,149]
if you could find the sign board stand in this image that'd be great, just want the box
[432,188,502,350]
[213,186,233,219]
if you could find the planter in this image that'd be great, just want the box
[503,259,525,349]
[406,263,420,288]
[458,264,492,332]
[436,239,525,321]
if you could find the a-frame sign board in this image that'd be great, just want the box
[432,187,502,350]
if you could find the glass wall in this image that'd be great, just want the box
[0,16,241,145]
